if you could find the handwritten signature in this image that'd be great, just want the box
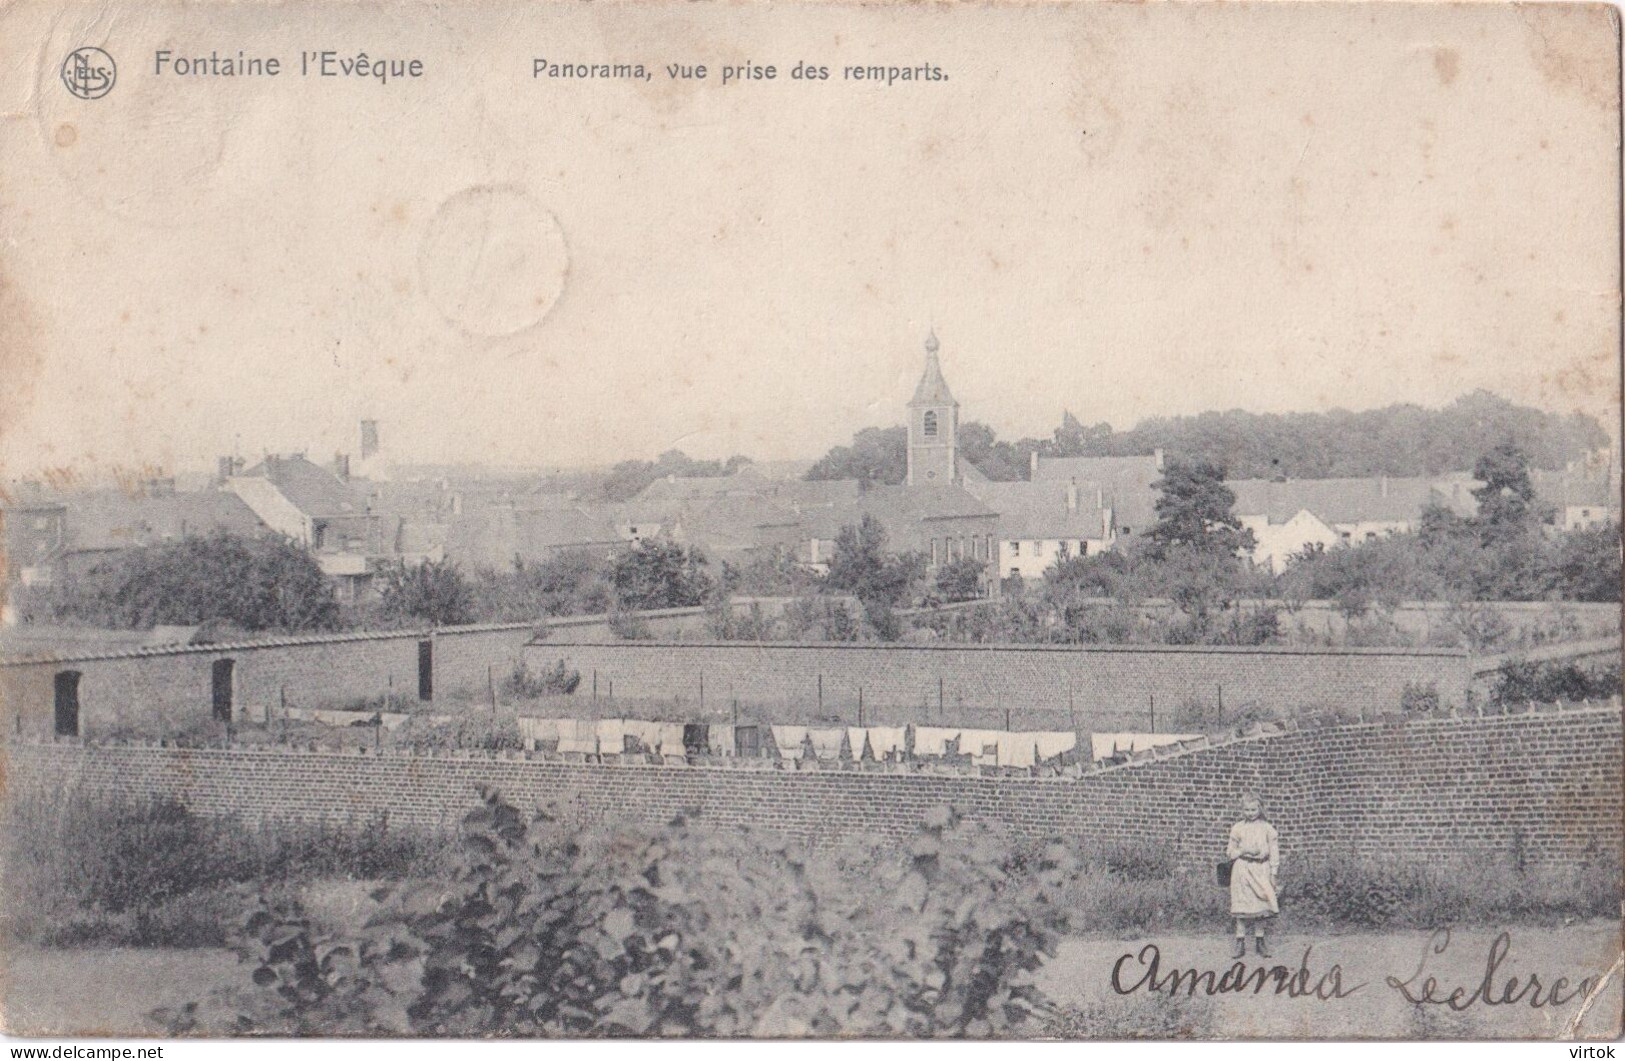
[1386,928,1599,1010]
[1111,928,1602,1010]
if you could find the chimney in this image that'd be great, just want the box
[1066,478,1078,513]
[1030,451,1039,479]
[334,453,351,481]
[360,420,380,460]
[217,456,235,485]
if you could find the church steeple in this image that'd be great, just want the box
[907,330,959,486]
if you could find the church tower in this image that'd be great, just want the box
[907,330,959,487]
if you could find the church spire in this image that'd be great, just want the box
[910,330,957,408]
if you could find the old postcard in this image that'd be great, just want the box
[0,0,1620,1043]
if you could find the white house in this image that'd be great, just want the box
[963,479,1114,580]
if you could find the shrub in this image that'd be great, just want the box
[0,790,447,949]
[397,715,524,753]
[607,610,652,640]
[1491,658,1622,705]
[175,794,1080,1037]
[1399,681,1442,715]
[503,659,582,699]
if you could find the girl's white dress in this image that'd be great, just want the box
[1227,819,1280,918]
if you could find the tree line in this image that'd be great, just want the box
[806,390,1611,483]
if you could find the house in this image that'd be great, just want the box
[1029,451,1165,540]
[1,479,271,622]
[0,498,66,589]
[1532,463,1621,531]
[1238,509,1341,574]
[225,455,386,601]
[796,484,1000,577]
[962,478,1114,579]
[443,501,628,570]
[1229,475,1479,573]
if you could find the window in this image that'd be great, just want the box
[1057,541,1071,561]
[931,538,939,565]
[1010,541,1021,556]
[1122,527,1132,536]
[1080,540,1089,556]
[1031,540,1043,555]
[1010,567,1021,578]
[922,410,938,438]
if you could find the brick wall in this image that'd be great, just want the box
[528,640,1474,731]
[8,706,1615,870]
[0,607,720,739]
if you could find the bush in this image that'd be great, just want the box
[398,715,524,753]
[607,610,652,640]
[1491,658,1621,706]
[1399,681,1442,715]
[503,659,581,698]
[0,791,447,948]
[172,794,1080,1037]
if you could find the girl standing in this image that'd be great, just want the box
[1226,795,1280,959]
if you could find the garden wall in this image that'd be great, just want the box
[527,640,1474,731]
[7,705,1615,870]
[0,606,721,738]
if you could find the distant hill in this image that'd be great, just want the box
[807,391,1612,484]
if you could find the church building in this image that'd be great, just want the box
[907,331,960,487]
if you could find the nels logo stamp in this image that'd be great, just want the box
[61,46,116,99]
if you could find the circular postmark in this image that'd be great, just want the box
[61,47,116,100]
[417,186,570,337]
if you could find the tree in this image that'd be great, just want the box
[825,515,924,639]
[597,450,752,502]
[805,426,908,485]
[933,556,985,602]
[43,530,339,632]
[1547,523,1622,602]
[1146,459,1254,559]
[609,538,713,610]
[720,546,819,597]
[1472,442,1539,539]
[471,551,611,620]
[378,558,477,626]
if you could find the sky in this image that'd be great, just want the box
[0,0,1619,480]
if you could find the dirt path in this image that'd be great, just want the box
[1036,921,1624,1040]
[2,946,246,1037]
[3,921,1621,1039]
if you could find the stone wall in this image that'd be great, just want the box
[8,704,1615,870]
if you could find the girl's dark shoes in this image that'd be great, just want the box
[1233,938,1247,959]
[1253,937,1271,959]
